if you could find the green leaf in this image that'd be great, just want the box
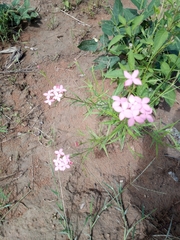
[104,69,124,79]
[166,54,180,68]
[99,34,109,49]
[51,189,58,196]
[113,81,125,95]
[132,14,144,31]
[136,83,148,97]
[23,0,30,9]
[30,11,39,18]
[140,37,154,45]
[160,62,171,78]
[111,0,123,24]
[146,79,158,85]
[11,0,20,7]
[22,13,31,20]
[126,26,131,36]
[0,126,7,133]
[131,0,148,10]
[12,14,21,25]
[101,20,114,36]
[109,45,124,55]
[144,0,160,19]
[128,50,135,70]
[118,62,129,71]
[152,29,169,55]
[134,53,144,60]
[93,56,119,70]
[163,86,176,107]
[108,34,123,50]
[118,15,126,25]
[167,36,180,55]
[78,39,98,52]
[123,8,138,22]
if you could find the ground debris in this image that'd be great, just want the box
[168,171,179,182]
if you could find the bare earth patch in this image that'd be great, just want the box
[0,1,180,240]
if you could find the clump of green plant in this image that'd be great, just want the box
[0,0,39,42]
[0,188,11,220]
[78,0,180,108]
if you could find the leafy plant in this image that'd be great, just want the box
[0,125,7,133]
[0,0,39,42]
[78,0,180,108]
[70,73,150,151]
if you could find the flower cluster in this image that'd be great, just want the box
[43,85,66,105]
[112,95,153,126]
[112,70,154,126]
[53,148,73,171]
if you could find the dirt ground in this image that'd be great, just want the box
[0,1,180,239]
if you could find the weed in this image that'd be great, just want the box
[0,189,31,222]
[104,181,154,240]
[51,170,74,239]
[78,0,180,109]
[47,15,58,30]
[0,0,39,42]
[0,188,10,211]
[51,165,153,240]
[74,0,180,151]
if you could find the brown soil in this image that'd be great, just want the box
[0,1,180,240]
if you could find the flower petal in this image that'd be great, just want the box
[141,104,152,112]
[112,96,121,101]
[135,116,145,123]
[113,105,122,112]
[124,79,132,86]
[142,97,150,104]
[132,109,140,116]
[122,101,129,110]
[128,118,135,126]
[119,112,125,121]
[132,69,139,78]
[124,109,133,118]
[128,95,135,104]
[133,78,142,85]
[124,70,131,79]
[146,114,154,122]
[121,97,128,103]
[134,96,141,103]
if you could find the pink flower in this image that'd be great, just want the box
[127,110,145,126]
[44,98,55,105]
[140,97,152,112]
[124,70,142,86]
[55,148,64,158]
[53,92,63,102]
[112,93,154,126]
[128,95,141,110]
[43,85,66,105]
[43,90,54,99]
[112,96,127,112]
[54,156,71,171]
[53,149,73,171]
[53,85,66,94]
[140,108,154,122]
[118,101,132,120]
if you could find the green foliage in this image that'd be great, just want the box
[0,188,11,214]
[0,0,39,42]
[0,188,9,205]
[0,126,7,133]
[78,0,180,108]
[71,77,148,151]
[62,0,71,10]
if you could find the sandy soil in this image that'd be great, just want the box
[0,1,180,240]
